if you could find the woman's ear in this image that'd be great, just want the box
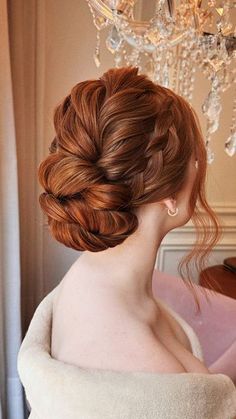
[162,198,177,213]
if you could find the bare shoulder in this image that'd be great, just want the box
[52,261,83,309]
[53,270,192,356]
[52,270,210,374]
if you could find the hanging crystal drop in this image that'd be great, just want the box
[114,49,122,67]
[225,131,236,156]
[225,91,236,156]
[208,119,220,134]
[93,29,101,67]
[202,90,222,121]
[106,25,122,54]
[206,142,215,164]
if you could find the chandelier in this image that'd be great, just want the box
[86,0,236,163]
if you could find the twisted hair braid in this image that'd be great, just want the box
[38,67,165,251]
[38,66,220,310]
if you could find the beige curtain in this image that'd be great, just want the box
[1,0,47,415]
[0,0,25,418]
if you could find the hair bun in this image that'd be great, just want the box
[38,186,138,252]
[38,64,216,283]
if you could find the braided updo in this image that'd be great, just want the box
[38,66,220,281]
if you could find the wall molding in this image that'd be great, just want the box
[157,243,236,272]
[157,203,236,277]
[162,202,236,239]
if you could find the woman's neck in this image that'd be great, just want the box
[76,202,167,305]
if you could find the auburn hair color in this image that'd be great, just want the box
[38,66,221,312]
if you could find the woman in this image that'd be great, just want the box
[17,66,236,418]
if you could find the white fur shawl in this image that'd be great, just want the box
[17,284,236,419]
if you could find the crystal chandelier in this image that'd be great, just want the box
[86,0,236,163]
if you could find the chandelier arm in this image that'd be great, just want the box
[88,0,176,31]
[87,0,236,53]
[88,0,190,49]
[88,0,113,22]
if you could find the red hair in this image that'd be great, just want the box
[38,66,221,311]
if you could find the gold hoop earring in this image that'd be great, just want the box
[167,207,179,217]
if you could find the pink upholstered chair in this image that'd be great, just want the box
[152,270,236,384]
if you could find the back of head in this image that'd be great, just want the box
[38,66,206,251]
[38,66,220,304]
